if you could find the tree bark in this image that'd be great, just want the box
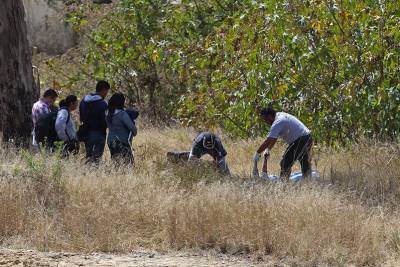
[0,0,38,145]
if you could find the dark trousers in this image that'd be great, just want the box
[280,134,313,179]
[84,131,106,163]
[62,140,79,158]
[108,140,134,165]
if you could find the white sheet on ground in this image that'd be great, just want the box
[263,171,320,182]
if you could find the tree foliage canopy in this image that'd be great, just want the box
[68,0,400,143]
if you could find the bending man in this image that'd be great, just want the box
[189,132,231,176]
[254,108,312,180]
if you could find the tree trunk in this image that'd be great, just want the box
[0,0,38,145]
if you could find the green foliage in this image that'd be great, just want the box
[69,0,400,143]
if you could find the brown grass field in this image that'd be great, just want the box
[0,126,399,266]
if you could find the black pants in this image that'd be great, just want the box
[108,140,134,165]
[62,140,79,158]
[280,134,312,179]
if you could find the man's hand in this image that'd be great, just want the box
[256,137,277,155]
[253,152,261,162]
[263,148,270,160]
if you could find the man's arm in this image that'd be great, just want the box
[257,137,277,154]
[256,137,277,178]
[188,141,201,161]
[214,138,227,160]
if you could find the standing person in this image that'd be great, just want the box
[31,88,58,145]
[55,95,79,157]
[106,93,137,165]
[79,80,110,163]
[188,132,231,176]
[254,107,312,180]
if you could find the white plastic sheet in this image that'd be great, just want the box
[252,159,320,182]
[263,170,320,182]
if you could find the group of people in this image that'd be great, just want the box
[169,109,312,180]
[32,81,138,164]
[31,80,313,179]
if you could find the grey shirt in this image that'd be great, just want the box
[268,112,311,144]
[55,108,77,141]
[106,110,137,145]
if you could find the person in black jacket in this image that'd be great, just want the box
[79,80,110,163]
[188,132,231,176]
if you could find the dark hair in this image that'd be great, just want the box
[96,80,110,92]
[59,95,78,108]
[43,88,58,98]
[260,107,276,118]
[107,93,125,123]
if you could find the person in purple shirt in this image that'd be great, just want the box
[31,88,58,146]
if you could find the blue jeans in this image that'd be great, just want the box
[84,131,106,163]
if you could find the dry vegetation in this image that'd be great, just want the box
[0,126,399,266]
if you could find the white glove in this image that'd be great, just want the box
[253,152,261,162]
[261,171,269,179]
[264,149,270,160]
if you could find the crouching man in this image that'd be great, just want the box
[254,108,312,180]
[189,132,231,176]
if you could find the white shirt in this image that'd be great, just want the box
[268,112,310,144]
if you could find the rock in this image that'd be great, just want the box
[23,0,77,55]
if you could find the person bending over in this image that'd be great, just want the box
[254,108,312,180]
[189,132,231,176]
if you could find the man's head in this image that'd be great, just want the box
[260,107,276,126]
[96,80,110,98]
[203,133,215,150]
[42,88,58,106]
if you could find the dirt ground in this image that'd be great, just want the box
[0,248,284,267]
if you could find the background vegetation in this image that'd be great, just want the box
[54,0,400,143]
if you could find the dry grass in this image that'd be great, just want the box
[0,127,400,266]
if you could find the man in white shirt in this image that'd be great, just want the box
[254,107,312,180]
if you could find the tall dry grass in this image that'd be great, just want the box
[0,127,399,266]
